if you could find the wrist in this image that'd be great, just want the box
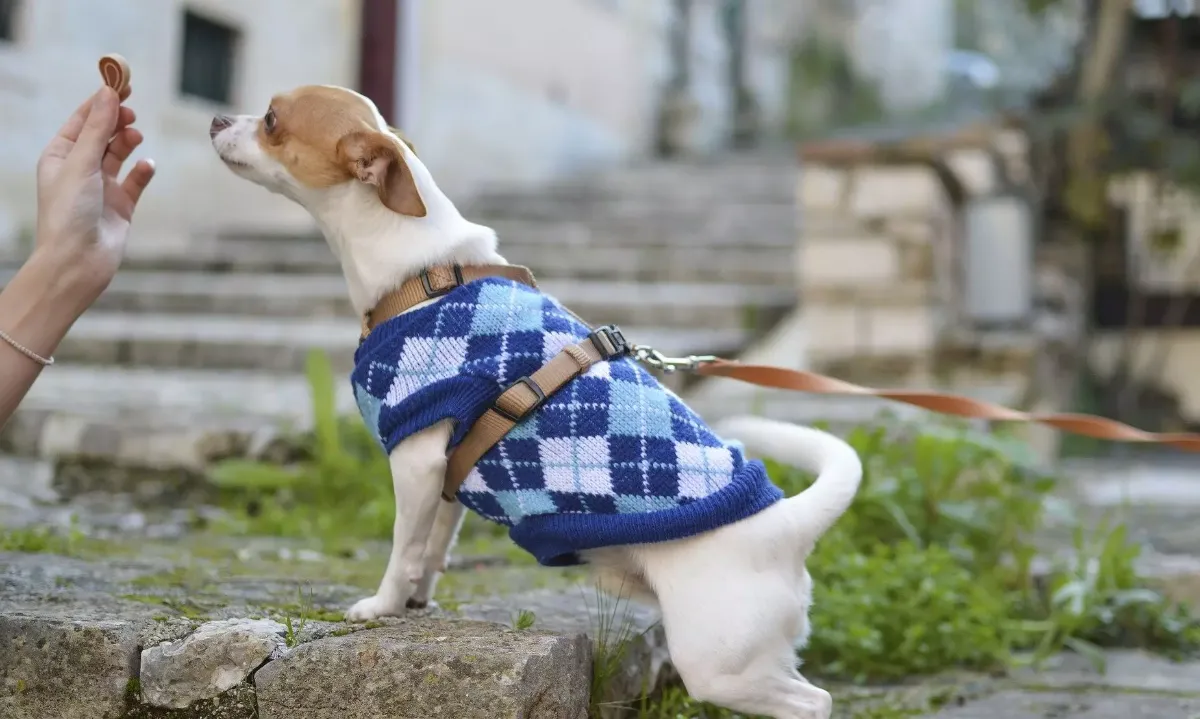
[27,243,110,308]
[0,250,97,358]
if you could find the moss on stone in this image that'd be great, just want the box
[120,594,213,621]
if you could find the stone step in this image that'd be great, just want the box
[125,237,340,274]
[214,213,798,250]
[54,312,360,374]
[3,366,351,476]
[4,365,354,469]
[505,241,796,285]
[1,271,794,331]
[134,241,796,286]
[49,312,755,373]
[0,546,608,718]
[471,183,796,213]
[122,229,798,285]
[473,199,796,232]
[475,160,797,206]
[486,216,796,249]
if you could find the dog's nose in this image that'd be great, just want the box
[209,115,233,139]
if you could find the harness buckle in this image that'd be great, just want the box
[420,264,465,298]
[588,324,630,361]
[492,376,547,423]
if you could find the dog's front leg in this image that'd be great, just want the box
[348,421,452,621]
[407,499,467,609]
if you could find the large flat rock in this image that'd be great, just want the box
[255,619,590,719]
[0,537,601,719]
[0,614,143,719]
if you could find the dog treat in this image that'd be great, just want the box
[98,54,131,101]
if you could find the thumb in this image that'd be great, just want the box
[69,87,119,168]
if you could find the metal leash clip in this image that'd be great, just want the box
[631,345,718,374]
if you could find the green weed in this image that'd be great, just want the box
[0,519,107,557]
[282,586,314,648]
[512,609,537,631]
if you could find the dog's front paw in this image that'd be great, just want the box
[347,594,405,622]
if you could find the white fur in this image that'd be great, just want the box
[211,95,863,719]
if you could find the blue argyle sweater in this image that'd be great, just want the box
[351,277,782,566]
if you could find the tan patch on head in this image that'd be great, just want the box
[258,86,426,217]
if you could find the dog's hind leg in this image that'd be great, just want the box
[407,498,467,608]
[637,534,832,718]
[348,421,452,621]
[662,580,831,718]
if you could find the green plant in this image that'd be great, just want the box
[208,352,395,543]
[1013,520,1200,670]
[1,519,99,557]
[512,609,536,631]
[587,582,649,719]
[805,537,1012,682]
[283,586,314,648]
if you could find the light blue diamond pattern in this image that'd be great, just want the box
[470,284,546,336]
[495,489,558,521]
[608,379,674,438]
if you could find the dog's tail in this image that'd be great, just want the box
[715,416,863,546]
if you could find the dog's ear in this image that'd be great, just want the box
[337,131,427,217]
[389,127,417,155]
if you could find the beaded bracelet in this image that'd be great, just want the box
[0,327,54,366]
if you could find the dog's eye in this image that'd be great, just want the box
[263,109,277,133]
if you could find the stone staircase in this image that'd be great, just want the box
[0,153,799,478]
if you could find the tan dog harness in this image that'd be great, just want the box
[361,264,630,501]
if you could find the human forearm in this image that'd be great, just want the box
[0,248,99,425]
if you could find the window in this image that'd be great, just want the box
[0,0,20,43]
[178,10,239,104]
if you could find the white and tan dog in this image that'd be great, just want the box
[209,85,862,719]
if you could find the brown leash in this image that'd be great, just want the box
[362,264,1200,503]
[692,360,1200,452]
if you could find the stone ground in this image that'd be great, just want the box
[3,455,1200,717]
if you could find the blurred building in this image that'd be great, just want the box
[0,0,803,255]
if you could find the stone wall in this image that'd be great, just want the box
[684,122,1057,426]
[798,161,953,386]
[735,122,1067,414]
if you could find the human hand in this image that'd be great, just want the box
[34,85,155,304]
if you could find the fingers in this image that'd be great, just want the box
[67,86,120,168]
[117,105,136,133]
[102,127,143,177]
[53,92,98,144]
[121,158,156,211]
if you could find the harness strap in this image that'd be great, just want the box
[361,264,538,340]
[442,325,630,501]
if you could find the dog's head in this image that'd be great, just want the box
[209,85,427,217]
